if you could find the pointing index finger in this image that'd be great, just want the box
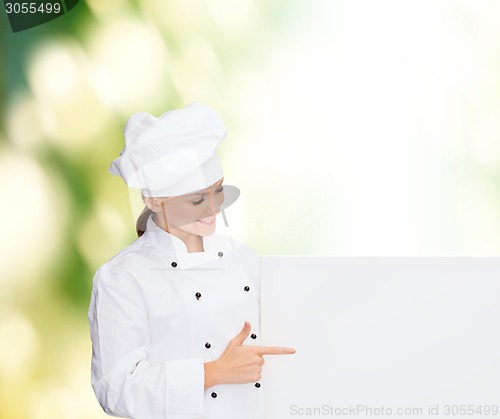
[253,346,296,356]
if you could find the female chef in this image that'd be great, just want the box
[88,102,295,419]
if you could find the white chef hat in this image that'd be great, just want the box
[109,102,235,201]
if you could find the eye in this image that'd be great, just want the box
[192,197,205,206]
[215,186,224,193]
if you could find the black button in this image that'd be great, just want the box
[250,334,257,339]
[205,342,211,349]
[171,262,177,268]
[211,392,217,398]
[218,251,223,257]
[255,382,261,388]
[244,286,250,292]
[195,292,201,300]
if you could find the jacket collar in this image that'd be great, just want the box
[143,215,235,270]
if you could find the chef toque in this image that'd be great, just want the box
[109,102,231,198]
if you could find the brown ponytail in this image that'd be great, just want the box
[136,206,154,237]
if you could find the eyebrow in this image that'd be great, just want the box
[186,181,224,198]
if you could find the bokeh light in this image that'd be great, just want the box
[0,310,38,377]
[0,148,68,295]
[27,38,113,154]
[6,92,45,149]
[86,14,171,115]
[208,0,258,38]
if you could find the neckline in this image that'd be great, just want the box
[144,215,229,270]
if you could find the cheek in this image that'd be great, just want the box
[164,204,202,226]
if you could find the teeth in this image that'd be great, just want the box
[198,217,215,224]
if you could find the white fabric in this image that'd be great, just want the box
[89,216,263,419]
[109,102,226,197]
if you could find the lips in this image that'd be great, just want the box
[197,216,215,225]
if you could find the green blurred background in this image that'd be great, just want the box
[1,1,500,417]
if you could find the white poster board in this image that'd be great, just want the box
[261,257,500,419]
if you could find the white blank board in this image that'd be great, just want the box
[261,257,500,419]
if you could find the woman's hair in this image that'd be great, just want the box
[136,205,154,237]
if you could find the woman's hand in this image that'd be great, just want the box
[204,321,295,389]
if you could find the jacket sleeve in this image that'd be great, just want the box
[88,269,205,419]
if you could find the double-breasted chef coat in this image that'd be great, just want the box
[89,216,263,419]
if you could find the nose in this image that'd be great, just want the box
[207,190,220,214]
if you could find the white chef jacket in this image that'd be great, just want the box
[89,216,263,419]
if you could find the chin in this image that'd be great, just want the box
[196,224,217,236]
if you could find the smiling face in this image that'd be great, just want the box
[144,178,225,249]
